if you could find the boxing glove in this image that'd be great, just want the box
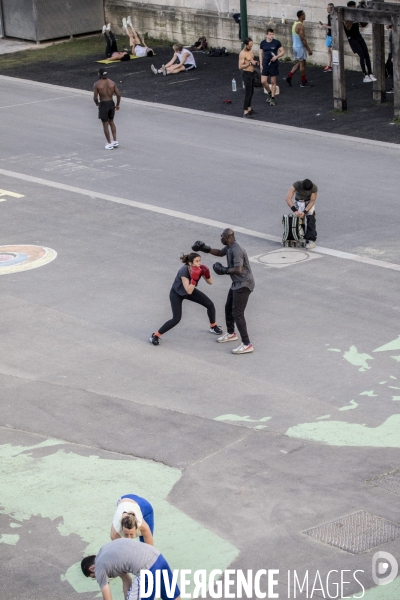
[192,241,211,253]
[190,265,202,285]
[213,262,229,275]
[200,265,211,279]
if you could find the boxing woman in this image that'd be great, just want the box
[111,493,154,545]
[150,252,222,345]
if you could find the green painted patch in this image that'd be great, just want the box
[373,335,400,353]
[316,415,331,420]
[355,577,400,598]
[360,391,377,397]
[0,533,19,545]
[0,440,238,597]
[214,414,271,423]
[327,348,341,352]
[9,522,21,528]
[393,396,400,401]
[338,400,358,411]
[343,346,373,372]
[286,414,400,447]
[391,356,400,362]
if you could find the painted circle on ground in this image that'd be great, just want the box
[0,245,57,274]
[258,250,309,265]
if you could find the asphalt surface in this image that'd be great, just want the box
[0,40,399,143]
[1,77,400,600]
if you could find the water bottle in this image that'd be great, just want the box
[232,78,237,92]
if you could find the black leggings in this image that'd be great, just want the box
[104,31,118,58]
[349,38,372,76]
[158,288,216,335]
[242,70,255,111]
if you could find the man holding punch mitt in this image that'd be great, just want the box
[192,229,255,354]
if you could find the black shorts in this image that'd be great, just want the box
[98,100,115,122]
[184,64,196,71]
[262,62,279,77]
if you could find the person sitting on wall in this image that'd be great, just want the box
[150,44,196,76]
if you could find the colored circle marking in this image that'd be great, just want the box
[0,245,57,275]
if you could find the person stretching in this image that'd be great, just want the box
[344,1,376,82]
[111,493,154,545]
[150,252,222,346]
[102,24,130,61]
[151,44,196,76]
[122,17,154,57]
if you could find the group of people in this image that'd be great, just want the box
[81,492,181,600]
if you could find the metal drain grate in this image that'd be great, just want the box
[303,511,400,554]
[368,470,400,497]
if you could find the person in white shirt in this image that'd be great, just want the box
[122,17,154,57]
[151,44,196,76]
[110,493,154,545]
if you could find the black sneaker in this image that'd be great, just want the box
[149,333,160,345]
[284,76,292,86]
[210,325,223,335]
[248,109,257,114]
[243,113,254,119]
[300,81,313,87]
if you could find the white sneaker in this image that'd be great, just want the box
[306,241,316,249]
[102,25,107,34]
[369,74,377,81]
[105,143,114,150]
[161,64,167,76]
[232,343,254,354]
[151,64,158,75]
[122,17,127,29]
[217,332,238,343]
[363,75,372,83]
[127,16,132,26]
[111,141,119,147]
[106,23,111,31]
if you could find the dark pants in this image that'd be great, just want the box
[242,70,255,111]
[349,38,372,75]
[104,31,118,58]
[158,288,216,335]
[225,287,251,345]
[386,52,393,78]
[305,211,317,242]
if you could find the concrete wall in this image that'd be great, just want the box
[105,0,395,71]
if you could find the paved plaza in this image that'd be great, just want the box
[0,76,400,599]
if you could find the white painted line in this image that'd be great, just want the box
[167,78,199,85]
[1,75,399,150]
[0,95,77,109]
[0,166,399,272]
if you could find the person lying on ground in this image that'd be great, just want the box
[102,25,130,61]
[122,17,154,56]
[150,43,196,76]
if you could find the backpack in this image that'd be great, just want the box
[208,47,228,57]
[282,214,306,247]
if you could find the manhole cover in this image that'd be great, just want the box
[368,470,400,496]
[303,511,400,554]
[258,250,309,266]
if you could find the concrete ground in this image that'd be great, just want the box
[0,76,400,600]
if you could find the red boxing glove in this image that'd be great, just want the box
[200,265,211,279]
[190,265,202,285]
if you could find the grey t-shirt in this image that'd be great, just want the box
[172,265,198,296]
[95,538,160,589]
[293,180,318,204]
[220,241,255,291]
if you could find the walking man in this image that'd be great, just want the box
[319,3,334,71]
[192,229,255,354]
[344,1,376,82]
[239,37,259,118]
[260,28,285,105]
[93,67,121,150]
[285,10,313,87]
[286,179,318,249]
